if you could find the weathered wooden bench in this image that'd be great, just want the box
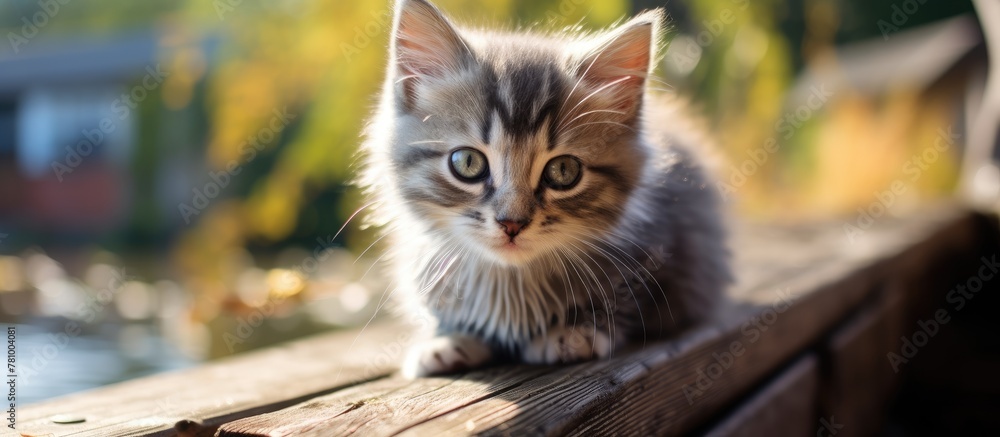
[19,204,999,436]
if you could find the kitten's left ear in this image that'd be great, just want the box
[575,10,662,119]
[391,0,473,109]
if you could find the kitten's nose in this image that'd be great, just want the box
[496,217,529,238]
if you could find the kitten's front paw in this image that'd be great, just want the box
[523,326,612,365]
[402,334,492,379]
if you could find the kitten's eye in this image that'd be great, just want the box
[543,155,582,190]
[449,148,489,182]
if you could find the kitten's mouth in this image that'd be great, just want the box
[494,238,530,256]
[478,232,541,265]
[482,237,544,266]
[499,240,521,250]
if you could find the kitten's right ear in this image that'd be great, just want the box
[573,10,662,122]
[391,0,471,107]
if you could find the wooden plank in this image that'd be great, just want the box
[528,261,877,437]
[211,223,823,437]
[217,366,557,437]
[17,322,409,437]
[703,354,819,437]
[21,206,977,437]
[19,209,821,436]
[820,286,905,437]
[216,208,972,436]
[870,211,1000,434]
[210,214,858,436]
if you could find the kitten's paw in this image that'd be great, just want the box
[522,326,612,365]
[402,335,492,379]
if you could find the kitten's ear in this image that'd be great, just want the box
[575,10,662,117]
[392,0,472,107]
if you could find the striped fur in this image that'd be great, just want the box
[359,0,731,375]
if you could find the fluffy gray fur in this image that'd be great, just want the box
[359,0,731,377]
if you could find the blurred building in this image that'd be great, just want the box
[0,32,214,236]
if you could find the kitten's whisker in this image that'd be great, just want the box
[557,245,599,354]
[556,109,627,133]
[417,238,460,294]
[563,224,674,326]
[567,242,617,355]
[394,74,419,85]
[358,241,397,283]
[569,235,647,348]
[600,239,672,328]
[334,222,455,382]
[559,22,642,117]
[558,76,632,134]
[563,224,671,301]
[354,224,399,265]
[366,231,440,311]
[647,77,675,88]
[332,279,396,385]
[546,245,577,334]
[559,41,605,119]
[564,243,615,356]
[559,120,635,139]
[339,235,472,381]
[328,200,379,245]
[565,225,656,277]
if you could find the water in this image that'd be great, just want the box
[12,320,195,405]
[2,248,383,405]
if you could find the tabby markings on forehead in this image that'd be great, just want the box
[481,61,565,149]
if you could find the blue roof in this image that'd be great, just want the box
[0,31,217,97]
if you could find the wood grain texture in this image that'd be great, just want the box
[21,206,980,437]
[703,354,819,437]
[820,287,904,437]
[18,322,409,437]
[216,208,971,437]
[217,366,558,437]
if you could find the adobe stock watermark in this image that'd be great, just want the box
[877,0,932,41]
[668,0,750,71]
[213,0,244,21]
[542,0,591,22]
[363,284,467,379]
[817,416,845,436]
[886,254,998,372]
[842,125,959,244]
[340,0,669,63]
[6,0,74,54]
[19,267,131,386]
[717,84,834,200]
[682,288,798,405]
[178,107,295,225]
[363,265,471,378]
[341,7,393,62]
[364,310,434,379]
[222,235,336,352]
[50,65,169,181]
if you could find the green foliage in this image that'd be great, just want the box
[0,0,967,244]
[180,0,631,247]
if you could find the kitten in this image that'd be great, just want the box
[359,0,731,378]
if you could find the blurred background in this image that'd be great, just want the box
[0,0,992,407]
